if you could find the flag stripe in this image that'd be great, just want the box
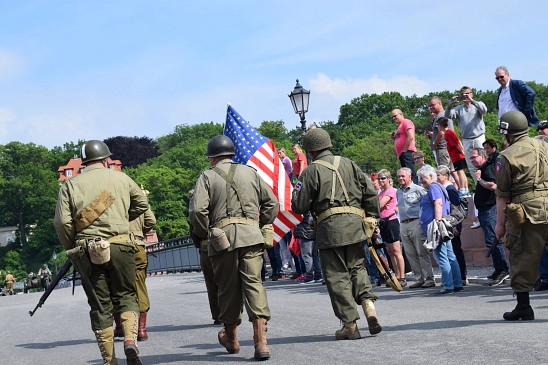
[224,105,301,244]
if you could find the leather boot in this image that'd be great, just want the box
[94,327,118,365]
[335,321,361,340]
[503,292,535,321]
[113,313,123,338]
[121,311,142,364]
[252,318,270,360]
[362,299,382,335]
[218,323,239,354]
[138,312,148,341]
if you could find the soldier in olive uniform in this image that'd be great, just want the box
[5,271,14,292]
[189,135,279,361]
[54,140,149,365]
[291,128,382,340]
[495,111,548,321]
[188,188,221,325]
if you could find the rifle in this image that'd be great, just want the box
[29,259,104,317]
[367,238,402,292]
[29,259,71,316]
[486,238,500,258]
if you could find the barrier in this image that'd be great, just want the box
[146,235,200,274]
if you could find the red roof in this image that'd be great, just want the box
[58,157,122,181]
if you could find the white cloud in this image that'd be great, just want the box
[302,73,433,124]
[0,107,17,138]
[309,73,431,103]
[0,48,26,80]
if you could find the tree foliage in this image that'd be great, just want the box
[104,136,160,168]
[2,82,548,275]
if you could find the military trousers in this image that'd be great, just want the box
[210,244,270,324]
[87,243,139,331]
[319,241,378,323]
[506,220,548,292]
[200,248,220,321]
[135,244,150,313]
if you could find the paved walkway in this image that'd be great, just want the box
[2,270,547,364]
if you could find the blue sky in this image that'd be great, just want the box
[0,1,546,149]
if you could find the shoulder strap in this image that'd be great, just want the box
[74,190,116,233]
[429,182,450,205]
[211,164,250,218]
[312,156,350,205]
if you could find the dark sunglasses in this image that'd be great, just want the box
[379,177,387,180]
[495,75,506,80]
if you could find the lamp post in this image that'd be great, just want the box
[288,79,310,134]
[52,252,58,275]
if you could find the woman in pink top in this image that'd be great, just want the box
[378,169,406,287]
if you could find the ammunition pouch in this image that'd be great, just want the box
[208,227,230,252]
[74,190,116,233]
[87,237,111,265]
[66,245,92,277]
[260,224,274,249]
[504,202,526,228]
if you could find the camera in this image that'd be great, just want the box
[456,95,466,102]
[391,131,396,138]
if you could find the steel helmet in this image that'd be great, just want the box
[42,264,48,268]
[302,128,332,152]
[498,111,529,136]
[81,140,112,164]
[538,120,548,131]
[205,136,235,157]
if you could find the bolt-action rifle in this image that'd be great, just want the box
[29,258,104,317]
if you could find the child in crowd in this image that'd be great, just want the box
[437,117,470,197]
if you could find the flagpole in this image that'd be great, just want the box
[224,102,230,130]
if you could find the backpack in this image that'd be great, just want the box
[429,182,468,227]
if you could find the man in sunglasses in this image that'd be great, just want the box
[495,66,539,127]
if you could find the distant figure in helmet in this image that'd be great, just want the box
[5,271,14,292]
[54,139,149,365]
[494,111,548,321]
[291,128,383,340]
[38,264,52,277]
[189,135,279,360]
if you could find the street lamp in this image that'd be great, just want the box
[288,79,310,134]
[52,252,58,275]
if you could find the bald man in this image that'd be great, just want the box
[391,109,417,183]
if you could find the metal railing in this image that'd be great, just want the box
[146,235,201,274]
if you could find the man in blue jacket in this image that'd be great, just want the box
[495,66,539,127]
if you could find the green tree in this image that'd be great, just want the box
[0,142,62,271]
[156,122,223,153]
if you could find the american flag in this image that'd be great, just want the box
[224,104,301,244]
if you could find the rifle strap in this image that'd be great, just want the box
[74,190,116,233]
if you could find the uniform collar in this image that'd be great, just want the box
[311,149,332,161]
[82,164,106,173]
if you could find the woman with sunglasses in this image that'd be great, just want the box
[377,169,406,287]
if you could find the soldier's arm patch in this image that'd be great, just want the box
[295,181,302,191]
[496,161,502,173]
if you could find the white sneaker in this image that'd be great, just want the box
[470,221,481,229]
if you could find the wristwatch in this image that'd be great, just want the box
[477,178,482,182]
